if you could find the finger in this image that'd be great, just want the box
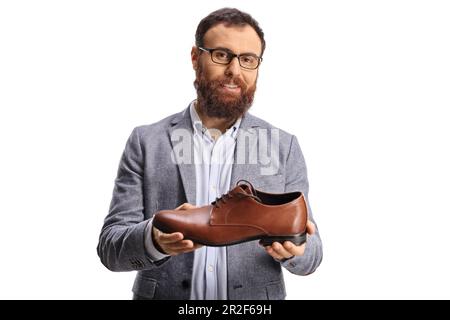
[306,220,316,235]
[172,242,202,254]
[283,241,306,256]
[184,241,203,250]
[158,232,184,244]
[265,246,284,260]
[162,241,192,255]
[175,203,197,211]
[170,239,195,250]
[169,239,204,251]
[271,242,293,259]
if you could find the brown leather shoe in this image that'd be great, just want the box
[153,180,308,246]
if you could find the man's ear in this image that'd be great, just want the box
[191,46,199,71]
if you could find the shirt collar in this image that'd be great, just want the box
[189,100,242,139]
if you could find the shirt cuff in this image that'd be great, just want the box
[144,218,170,261]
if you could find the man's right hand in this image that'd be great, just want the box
[152,203,203,256]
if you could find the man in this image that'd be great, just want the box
[97,7,322,300]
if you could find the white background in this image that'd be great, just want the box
[1,0,449,299]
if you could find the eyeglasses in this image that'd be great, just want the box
[198,47,262,70]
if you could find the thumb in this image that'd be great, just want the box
[306,220,316,235]
[175,202,197,210]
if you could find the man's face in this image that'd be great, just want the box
[192,23,262,120]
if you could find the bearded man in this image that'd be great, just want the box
[97,7,323,300]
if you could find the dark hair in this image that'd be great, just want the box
[195,8,266,57]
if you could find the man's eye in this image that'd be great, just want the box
[214,51,228,60]
[242,56,255,63]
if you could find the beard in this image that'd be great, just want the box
[194,66,257,121]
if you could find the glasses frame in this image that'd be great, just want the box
[198,46,262,70]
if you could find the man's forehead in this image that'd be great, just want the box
[202,23,262,54]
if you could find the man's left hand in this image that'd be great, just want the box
[263,220,316,261]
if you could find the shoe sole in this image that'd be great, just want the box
[259,233,307,246]
[186,233,307,247]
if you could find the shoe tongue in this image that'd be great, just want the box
[235,183,255,196]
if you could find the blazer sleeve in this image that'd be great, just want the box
[283,135,323,275]
[97,127,170,271]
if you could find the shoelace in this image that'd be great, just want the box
[211,180,262,208]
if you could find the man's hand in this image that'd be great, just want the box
[263,220,316,261]
[152,203,203,256]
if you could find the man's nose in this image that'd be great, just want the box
[224,57,241,77]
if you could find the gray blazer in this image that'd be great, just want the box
[97,107,323,300]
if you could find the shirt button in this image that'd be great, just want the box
[207,265,214,272]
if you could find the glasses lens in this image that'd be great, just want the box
[239,55,259,69]
[211,50,231,64]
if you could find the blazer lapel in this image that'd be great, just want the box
[168,107,196,205]
[230,113,261,186]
